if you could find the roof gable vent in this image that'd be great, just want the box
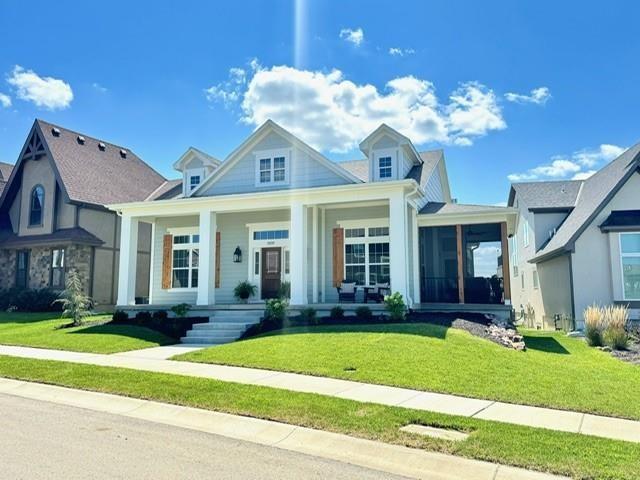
[77,135,85,145]
[98,142,106,151]
[52,127,61,137]
[120,149,127,158]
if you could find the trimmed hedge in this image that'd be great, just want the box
[110,310,207,340]
[0,288,62,312]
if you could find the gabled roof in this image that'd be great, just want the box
[0,162,12,181]
[172,146,221,171]
[1,120,167,210]
[190,119,362,197]
[530,142,640,263]
[508,180,583,211]
[359,124,422,165]
[145,179,183,201]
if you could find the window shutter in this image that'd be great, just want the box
[161,234,173,289]
[215,231,221,288]
[332,228,344,287]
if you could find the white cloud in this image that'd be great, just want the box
[204,64,250,106]
[508,143,626,182]
[339,27,364,46]
[389,47,415,57]
[7,66,73,110]
[572,170,596,180]
[0,93,11,108]
[505,87,551,105]
[206,63,507,152]
[92,82,107,93]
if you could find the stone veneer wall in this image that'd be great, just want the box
[28,247,51,289]
[0,249,16,289]
[65,244,92,294]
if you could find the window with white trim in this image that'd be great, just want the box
[344,226,390,285]
[621,233,640,300]
[172,234,199,289]
[255,151,288,186]
[523,220,530,247]
[189,175,201,191]
[51,248,65,289]
[378,156,392,179]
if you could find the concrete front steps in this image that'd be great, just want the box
[181,309,263,345]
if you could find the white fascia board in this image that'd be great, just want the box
[108,179,417,217]
[190,120,362,197]
[173,147,221,172]
[359,124,421,165]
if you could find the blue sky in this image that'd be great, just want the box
[1,0,638,204]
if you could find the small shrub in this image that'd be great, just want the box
[299,307,317,324]
[265,298,288,322]
[277,281,291,299]
[135,311,152,323]
[112,310,129,323]
[603,305,629,350]
[384,292,407,322]
[233,281,257,303]
[355,306,372,321]
[330,306,345,320]
[55,271,94,327]
[584,304,604,347]
[171,303,191,318]
[152,310,169,322]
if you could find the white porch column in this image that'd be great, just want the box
[116,214,139,306]
[197,210,217,306]
[290,202,307,305]
[411,205,421,305]
[389,192,409,301]
[312,206,319,303]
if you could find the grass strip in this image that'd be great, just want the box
[0,355,638,480]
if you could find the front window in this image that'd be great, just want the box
[172,234,199,289]
[621,233,640,300]
[256,152,288,185]
[16,250,29,288]
[378,156,392,179]
[253,229,289,240]
[29,185,44,226]
[51,249,65,289]
[344,226,390,285]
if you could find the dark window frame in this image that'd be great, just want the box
[15,250,30,288]
[29,184,45,227]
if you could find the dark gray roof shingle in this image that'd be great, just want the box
[420,201,513,215]
[36,120,166,206]
[531,143,640,262]
[337,150,442,187]
[146,179,183,201]
[0,162,12,181]
[509,180,583,210]
[0,227,103,248]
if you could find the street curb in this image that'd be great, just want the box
[0,377,568,480]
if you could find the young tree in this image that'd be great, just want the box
[56,270,93,327]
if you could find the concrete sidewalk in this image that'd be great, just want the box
[0,377,567,480]
[0,344,639,444]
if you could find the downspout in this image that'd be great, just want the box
[567,252,577,330]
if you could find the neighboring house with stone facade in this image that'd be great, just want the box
[0,119,175,308]
[508,142,640,329]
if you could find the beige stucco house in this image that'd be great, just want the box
[508,143,640,329]
[0,120,177,307]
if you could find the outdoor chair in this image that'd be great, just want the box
[336,282,357,302]
[364,282,390,303]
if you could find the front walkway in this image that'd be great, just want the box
[0,344,638,444]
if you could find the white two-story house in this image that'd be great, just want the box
[110,120,517,319]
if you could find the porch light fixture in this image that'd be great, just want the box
[233,246,242,263]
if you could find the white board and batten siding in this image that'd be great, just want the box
[198,131,351,197]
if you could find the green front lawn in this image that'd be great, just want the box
[175,323,640,420]
[0,355,638,480]
[0,312,174,353]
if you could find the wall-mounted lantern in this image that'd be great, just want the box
[233,246,242,263]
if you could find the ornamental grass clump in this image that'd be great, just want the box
[602,305,629,350]
[583,304,604,347]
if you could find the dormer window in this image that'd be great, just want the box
[255,150,289,186]
[379,156,392,178]
[189,174,201,191]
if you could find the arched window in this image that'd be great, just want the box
[29,185,44,226]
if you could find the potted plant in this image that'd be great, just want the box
[234,281,257,303]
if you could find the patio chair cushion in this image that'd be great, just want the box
[340,282,356,294]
